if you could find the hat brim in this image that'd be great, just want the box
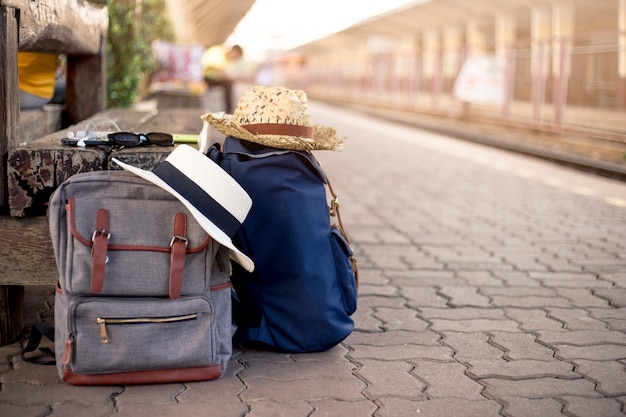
[202,112,344,151]
[112,155,255,273]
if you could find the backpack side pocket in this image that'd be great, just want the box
[330,226,357,315]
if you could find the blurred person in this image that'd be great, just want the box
[202,44,230,112]
[202,44,252,113]
[18,52,63,110]
[223,45,253,82]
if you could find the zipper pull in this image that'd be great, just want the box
[61,333,74,366]
[96,318,109,344]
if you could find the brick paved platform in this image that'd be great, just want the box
[1,101,625,417]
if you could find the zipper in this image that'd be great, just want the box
[61,333,75,366]
[227,150,327,183]
[228,150,291,159]
[96,314,198,344]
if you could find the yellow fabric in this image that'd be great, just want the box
[18,52,58,99]
[201,45,226,79]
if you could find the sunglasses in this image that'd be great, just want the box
[107,132,174,147]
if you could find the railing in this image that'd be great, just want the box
[276,29,626,147]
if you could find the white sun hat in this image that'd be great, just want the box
[112,144,254,272]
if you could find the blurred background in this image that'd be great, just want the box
[94,0,625,166]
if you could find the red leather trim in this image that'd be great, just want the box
[169,212,187,299]
[242,123,314,138]
[105,234,211,253]
[62,364,223,385]
[210,282,232,292]
[91,208,109,294]
[67,198,91,246]
[66,197,212,253]
[61,337,73,366]
[185,234,212,253]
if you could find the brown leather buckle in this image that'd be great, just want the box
[170,235,188,248]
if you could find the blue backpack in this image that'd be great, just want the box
[209,137,357,352]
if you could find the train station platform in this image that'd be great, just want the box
[332,100,626,182]
[1,100,625,417]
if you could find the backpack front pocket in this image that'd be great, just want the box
[66,296,216,374]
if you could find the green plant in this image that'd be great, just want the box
[91,0,174,107]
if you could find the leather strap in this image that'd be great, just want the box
[91,208,110,294]
[61,336,73,366]
[242,123,314,138]
[63,364,223,385]
[310,152,359,286]
[21,322,56,365]
[169,212,188,299]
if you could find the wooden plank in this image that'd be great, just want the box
[0,286,24,346]
[0,0,110,346]
[66,39,107,125]
[1,0,108,55]
[1,0,108,207]
[0,216,56,286]
[7,109,156,217]
[0,108,200,274]
[109,148,171,171]
[0,5,19,207]
[0,108,197,275]
[136,107,205,135]
[109,108,205,169]
[18,105,64,146]
[7,138,108,217]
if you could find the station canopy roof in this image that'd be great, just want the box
[162,0,618,58]
[294,0,618,54]
[165,0,255,47]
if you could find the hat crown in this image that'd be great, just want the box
[231,86,312,127]
[201,84,344,151]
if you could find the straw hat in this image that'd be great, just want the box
[112,145,254,272]
[201,85,344,151]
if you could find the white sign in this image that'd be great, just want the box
[453,55,506,105]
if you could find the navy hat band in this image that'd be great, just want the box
[152,161,241,237]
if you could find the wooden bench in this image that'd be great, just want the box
[0,106,207,345]
[1,0,109,192]
[0,1,217,347]
[0,0,108,345]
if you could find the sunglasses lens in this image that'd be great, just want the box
[146,132,174,146]
[110,132,141,146]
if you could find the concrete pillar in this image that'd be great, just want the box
[617,0,626,110]
[531,5,551,80]
[165,0,193,44]
[495,13,516,57]
[411,34,423,103]
[443,26,463,78]
[422,29,440,78]
[531,4,551,122]
[461,21,489,114]
[552,0,576,126]
[466,20,489,56]
[496,13,517,118]
[396,35,418,104]
[422,29,441,106]
[552,0,575,77]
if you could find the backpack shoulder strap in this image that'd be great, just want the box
[21,322,56,365]
[309,152,358,283]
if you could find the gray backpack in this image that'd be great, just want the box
[49,170,232,385]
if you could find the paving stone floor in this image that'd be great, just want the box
[1,101,625,417]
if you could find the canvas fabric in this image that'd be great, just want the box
[209,137,357,353]
[49,170,232,385]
